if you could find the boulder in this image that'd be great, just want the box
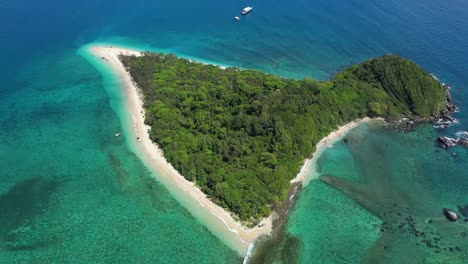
[443,208,458,222]
[458,138,468,148]
[437,137,457,148]
[458,205,468,217]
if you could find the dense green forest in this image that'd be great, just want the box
[120,53,446,223]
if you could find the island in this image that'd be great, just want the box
[86,45,448,254]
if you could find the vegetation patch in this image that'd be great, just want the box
[120,53,446,222]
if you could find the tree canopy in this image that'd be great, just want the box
[120,53,446,223]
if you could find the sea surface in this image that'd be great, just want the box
[1,0,467,263]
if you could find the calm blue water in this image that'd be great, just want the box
[1,0,467,262]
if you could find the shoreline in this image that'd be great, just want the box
[84,44,377,255]
[291,117,382,186]
[86,45,271,255]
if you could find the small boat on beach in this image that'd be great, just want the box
[242,6,253,15]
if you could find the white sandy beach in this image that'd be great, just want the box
[87,44,377,255]
[88,45,270,254]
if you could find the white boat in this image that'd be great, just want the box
[115,132,121,137]
[234,16,240,21]
[242,6,253,15]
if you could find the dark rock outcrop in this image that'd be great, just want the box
[443,208,458,222]
[437,137,457,148]
[432,83,458,128]
[436,137,468,149]
[458,138,468,148]
[458,205,468,217]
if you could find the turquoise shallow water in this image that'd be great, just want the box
[1,0,468,262]
[287,131,382,263]
[284,123,468,263]
[0,51,240,262]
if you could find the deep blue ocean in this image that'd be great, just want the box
[1,0,467,263]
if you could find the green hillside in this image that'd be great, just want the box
[120,53,446,223]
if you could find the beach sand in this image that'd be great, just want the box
[86,44,377,255]
[88,45,270,255]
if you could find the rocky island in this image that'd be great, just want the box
[118,51,448,224]
[86,44,453,254]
